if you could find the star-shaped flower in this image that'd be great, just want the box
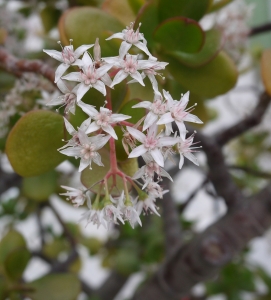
[106,22,156,60]
[60,185,90,207]
[59,129,110,172]
[78,101,131,140]
[43,40,94,82]
[61,52,113,100]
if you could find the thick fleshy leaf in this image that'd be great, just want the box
[101,0,136,25]
[115,99,146,160]
[80,149,137,195]
[161,51,238,98]
[261,49,271,96]
[134,1,159,49]
[0,231,26,264]
[154,17,205,54]
[22,170,58,202]
[59,7,124,57]
[4,248,31,281]
[167,29,223,68]
[158,0,212,22]
[26,274,80,300]
[6,110,65,177]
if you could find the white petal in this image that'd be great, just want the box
[63,117,76,135]
[78,129,89,145]
[93,80,106,96]
[93,135,111,149]
[79,117,92,131]
[160,168,173,181]
[74,44,94,58]
[180,91,190,108]
[82,52,93,65]
[57,79,70,94]
[150,148,164,167]
[62,72,82,82]
[111,113,131,123]
[165,123,173,136]
[111,70,128,87]
[96,64,113,78]
[47,95,65,106]
[101,73,112,87]
[129,145,147,158]
[86,121,100,134]
[102,125,118,139]
[59,147,80,157]
[78,101,98,117]
[93,152,104,166]
[157,112,174,125]
[179,155,184,169]
[132,101,152,109]
[126,126,146,143]
[135,42,155,59]
[147,74,159,94]
[184,152,199,166]
[143,112,158,131]
[163,90,174,106]
[106,32,125,40]
[184,113,203,124]
[79,159,90,172]
[130,71,145,86]
[77,83,91,102]
[119,41,132,59]
[175,121,187,140]
[159,137,178,147]
[55,63,70,83]
[43,49,63,62]
[132,166,145,179]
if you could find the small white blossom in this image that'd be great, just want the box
[60,185,90,207]
[59,129,111,172]
[106,22,156,60]
[136,195,160,216]
[43,40,94,82]
[78,101,131,140]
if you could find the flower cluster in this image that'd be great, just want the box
[44,22,202,229]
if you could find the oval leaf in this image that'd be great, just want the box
[27,274,80,300]
[59,7,124,57]
[167,29,222,68]
[154,17,205,53]
[261,49,271,96]
[6,110,65,177]
[162,51,238,98]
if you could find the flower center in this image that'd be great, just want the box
[80,144,96,160]
[144,136,158,150]
[64,93,76,105]
[95,111,112,126]
[124,56,138,74]
[81,66,97,85]
[62,46,76,64]
[151,100,167,115]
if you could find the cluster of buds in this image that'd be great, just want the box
[44,22,203,229]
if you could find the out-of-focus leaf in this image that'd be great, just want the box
[68,257,82,273]
[6,110,65,177]
[59,7,124,57]
[43,239,69,259]
[81,237,103,255]
[161,51,238,98]
[208,0,234,13]
[0,231,26,264]
[102,0,136,25]
[26,274,80,300]
[40,6,61,33]
[154,17,204,53]
[158,0,212,22]
[261,49,271,96]
[80,149,133,195]
[22,170,58,202]
[167,29,222,67]
[114,249,140,275]
[128,0,144,14]
[134,1,159,49]
[4,248,31,281]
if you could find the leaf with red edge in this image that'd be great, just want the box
[154,17,205,53]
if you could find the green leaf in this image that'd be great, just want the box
[81,237,103,255]
[40,6,61,33]
[207,0,234,13]
[80,149,136,195]
[42,239,69,259]
[158,0,212,22]
[26,274,81,300]
[161,51,238,98]
[0,231,26,265]
[22,170,58,202]
[134,1,159,49]
[154,17,205,53]
[167,29,222,68]
[114,249,140,275]
[59,7,124,57]
[6,110,65,177]
[4,248,31,281]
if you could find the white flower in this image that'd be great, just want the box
[47,80,79,115]
[61,52,113,100]
[78,101,131,140]
[103,195,125,225]
[60,185,90,207]
[106,22,156,60]
[127,124,178,167]
[59,117,91,150]
[43,40,94,82]
[59,129,111,172]
[136,195,160,216]
[145,181,167,199]
[157,90,203,137]
[177,132,200,169]
[132,94,168,131]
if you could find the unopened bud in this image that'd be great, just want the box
[94,38,101,62]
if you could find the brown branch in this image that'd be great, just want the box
[132,184,271,300]
[215,92,271,146]
[249,23,271,36]
[0,47,55,83]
